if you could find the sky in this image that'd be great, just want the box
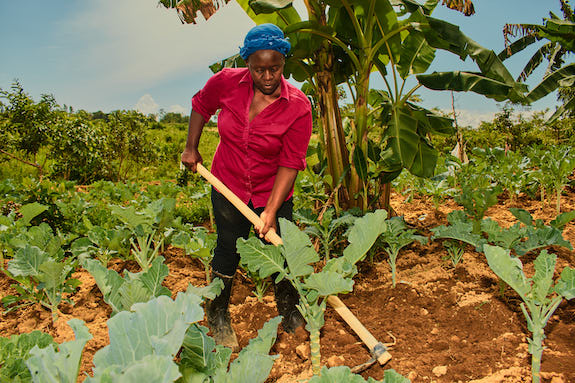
[0,0,569,128]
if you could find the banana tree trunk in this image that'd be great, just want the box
[378,179,393,214]
[316,67,349,198]
[349,67,372,211]
[306,0,351,208]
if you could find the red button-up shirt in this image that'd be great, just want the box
[192,68,312,208]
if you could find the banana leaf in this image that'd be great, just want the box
[392,0,438,16]
[538,18,575,51]
[548,94,575,123]
[517,43,553,82]
[159,0,231,24]
[397,28,436,79]
[497,35,539,62]
[209,54,246,74]
[249,0,294,14]
[237,0,301,26]
[369,0,403,63]
[422,17,518,86]
[379,106,438,178]
[526,62,575,103]
[417,71,521,102]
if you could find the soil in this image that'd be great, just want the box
[1,190,574,383]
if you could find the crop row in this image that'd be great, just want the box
[1,170,574,381]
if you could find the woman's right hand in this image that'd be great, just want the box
[181,147,203,173]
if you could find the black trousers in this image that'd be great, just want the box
[210,188,293,276]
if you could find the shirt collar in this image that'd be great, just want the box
[239,68,290,101]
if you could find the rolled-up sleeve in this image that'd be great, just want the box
[278,108,312,171]
[191,71,225,123]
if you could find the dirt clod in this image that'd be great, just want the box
[433,365,448,377]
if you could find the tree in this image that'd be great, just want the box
[50,114,110,183]
[103,110,159,181]
[160,112,189,124]
[0,81,59,179]
[500,0,575,122]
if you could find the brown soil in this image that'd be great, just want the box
[1,190,574,383]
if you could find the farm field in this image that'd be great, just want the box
[2,0,575,381]
[1,187,573,383]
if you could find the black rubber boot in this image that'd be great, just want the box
[274,278,305,333]
[206,271,239,351]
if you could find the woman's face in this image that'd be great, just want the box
[247,50,285,96]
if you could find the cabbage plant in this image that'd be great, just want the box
[294,207,358,261]
[0,331,56,382]
[377,217,427,287]
[484,245,575,383]
[171,225,215,282]
[20,283,282,383]
[80,256,171,315]
[3,245,80,322]
[308,366,410,382]
[238,210,389,375]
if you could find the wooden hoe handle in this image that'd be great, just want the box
[195,163,391,365]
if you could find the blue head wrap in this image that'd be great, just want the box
[239,23,291,60]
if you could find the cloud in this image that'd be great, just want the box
[453,110,496,129]
[135,94,159,115]
[440,108,552,129]
[64,0,254,91]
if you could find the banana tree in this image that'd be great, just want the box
[498,0,575,121]
[281,0,524,211]
[159,0,522,212]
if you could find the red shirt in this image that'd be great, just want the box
[192,68,312,208]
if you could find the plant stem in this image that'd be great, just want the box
[203,259,211,283]
[472,219,482,235]
[530,323,544,383]
[388,250,398,287]
[309,327,321,375]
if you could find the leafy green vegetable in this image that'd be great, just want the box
[431,211,486,264]
[26,319,92,383]
[442,240,465,267]
[85,285,206,382]
[81,256,171,315]
[0,331,56,382]
[111,198,179,270]
[535,146,575,213]
[220,316,281,383]
[171,225,215,282]
[481,218,525,251]
[378,217,427,287]
[453,180,502,234]
[294,208,358,261]
[178,324,233,381]
[238,210,389,375]
[508,208,573,255]
[307,366,410,382]
[0,202,49,264]
[431,209,573,262]
[484,245,574,383]
[178,316,281,383]
[3,245,79,321]
[71,226,131,265]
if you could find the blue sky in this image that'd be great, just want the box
[0,0,568,127]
